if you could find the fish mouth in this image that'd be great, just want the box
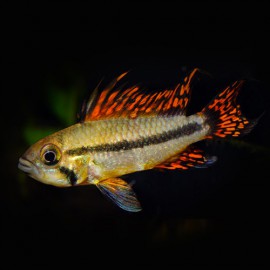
[18,157,34,174]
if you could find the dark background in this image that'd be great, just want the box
[2,2,269,266]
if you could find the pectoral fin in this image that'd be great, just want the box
[96,178,142,212]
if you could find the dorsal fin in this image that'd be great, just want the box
[79,68,200,122]
[78,72,128,122]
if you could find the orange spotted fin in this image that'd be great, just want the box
[155,148,217,170]
[79,68,200,121]
[201,81,257,138]
[79,72,129,122]
[96,178,142,212]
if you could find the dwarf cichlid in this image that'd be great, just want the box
[18,69,257,212]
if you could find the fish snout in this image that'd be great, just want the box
[18,146,39,173]
[18,157,34,173]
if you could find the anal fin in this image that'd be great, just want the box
[155,147,217,170]
[96,178,142,212]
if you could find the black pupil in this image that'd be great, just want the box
[44,151,56,163]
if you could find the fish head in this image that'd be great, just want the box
[18,134,88,187]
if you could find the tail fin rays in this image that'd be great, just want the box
[202,80,257,139]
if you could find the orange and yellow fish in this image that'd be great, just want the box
[18,69,257,212]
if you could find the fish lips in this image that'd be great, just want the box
[18,157,39,178]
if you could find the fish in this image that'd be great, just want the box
[18,68,257,212]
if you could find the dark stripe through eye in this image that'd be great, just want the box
[59,167,78,186]
[66,122,202,156]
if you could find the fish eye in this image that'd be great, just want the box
[41,144,61,166]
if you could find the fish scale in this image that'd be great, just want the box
[61,115,188,150]
[92,116,209,178]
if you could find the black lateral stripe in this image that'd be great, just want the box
[66,122,202,156]
[59,167,78,186]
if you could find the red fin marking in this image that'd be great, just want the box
[80,68,200,121]
[201,81,257,138]
[155,148,217,171]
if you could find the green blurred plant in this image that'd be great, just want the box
[47,85,79,126]
[23,125,59,145]
[23,82,84,145]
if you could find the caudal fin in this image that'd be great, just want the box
[201,80,257,138]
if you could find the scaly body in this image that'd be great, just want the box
[18,69,256,212]
[57,114,209,181]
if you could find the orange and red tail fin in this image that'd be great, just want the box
[201,80,257,138]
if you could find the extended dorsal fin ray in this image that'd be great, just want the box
[79,68,200,122]
[78,72,128,122]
